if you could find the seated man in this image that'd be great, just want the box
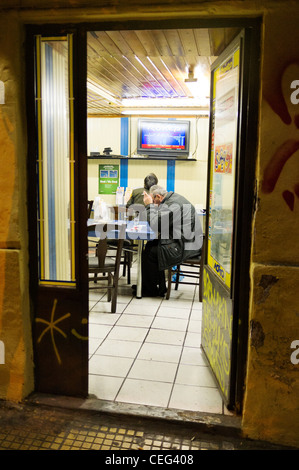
[126,173,158,207]
[136,185,203,297]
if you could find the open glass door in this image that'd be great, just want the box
[27,28,88,397]
[201,29,260,411]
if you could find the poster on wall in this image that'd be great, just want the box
[99,164,119,194]
[215,143,233,174]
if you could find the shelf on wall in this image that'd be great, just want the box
[88,155,197,161]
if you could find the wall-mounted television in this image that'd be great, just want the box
[137,119,190,158]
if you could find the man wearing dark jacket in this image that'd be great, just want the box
[138,185,203,297]
[126,173,158,207]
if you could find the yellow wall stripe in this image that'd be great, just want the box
[68,33,76,282]
[36,35,45,280]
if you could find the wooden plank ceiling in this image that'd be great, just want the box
[87,27,240,116]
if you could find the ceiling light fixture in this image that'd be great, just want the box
[184,65,197,84]
[184,65,201,98]
[184,65,210,100]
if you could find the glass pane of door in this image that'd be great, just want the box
[208,46,240,290]
[35,35,75,285]
[202,35,243,406]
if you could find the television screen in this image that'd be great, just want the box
[137,119,190,158]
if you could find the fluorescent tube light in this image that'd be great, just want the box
[121,97,209,108]
[121,108,209,116]
[87,80,122,106]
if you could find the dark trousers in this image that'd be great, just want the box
[141,240,166,296]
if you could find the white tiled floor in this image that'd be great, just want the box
[88,259,226,415]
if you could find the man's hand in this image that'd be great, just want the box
[143,191,153,205]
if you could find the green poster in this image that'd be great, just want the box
[99,164,119,194]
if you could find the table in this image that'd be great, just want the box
[88,219,157,298]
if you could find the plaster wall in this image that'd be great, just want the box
[0,15,34,401]
[0,0,298,447]
[242,8,299,447]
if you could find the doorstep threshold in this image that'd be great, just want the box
[26,393,242,439]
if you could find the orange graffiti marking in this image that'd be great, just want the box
[36,299,71,365]
[262,62,299,210]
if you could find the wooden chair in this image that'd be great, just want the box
[108,205,135,284]
[108,205,127,221]
[166,235,205,302]
[87,200,93,218]
[88,222,125,313]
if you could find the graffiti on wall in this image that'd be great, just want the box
[201,267,233,401]
[35,298,88,365]
[262,64,299,211]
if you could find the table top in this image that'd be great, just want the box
[88,219,157,241]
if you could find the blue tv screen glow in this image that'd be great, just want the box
[137,119,190,158]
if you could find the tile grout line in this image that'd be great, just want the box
[88,263,224,413]
[88,277,137,360]
[166,284,196,408]
[114,296,164,402]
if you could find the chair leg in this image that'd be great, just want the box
[107,273,112,302]
[166,268,172,300]
[111,290,116,313]
[111,275,120,313]
[127,256,131,284]
[174,265,180,291]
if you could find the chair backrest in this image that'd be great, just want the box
[112,223,126,270]
[109,205,125,220]
[109,205,135,221]
[87,200,93,218]
[96,235,108,268]
[89,222,126,270]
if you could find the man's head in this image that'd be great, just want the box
[149,185,168,206]
[144,173,158,191]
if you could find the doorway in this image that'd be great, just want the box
[26,18,260,416]
[86,22,260,415]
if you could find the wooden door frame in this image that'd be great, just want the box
[25,17,260,406]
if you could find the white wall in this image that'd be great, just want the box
[87,116,209,208]
[88,117,121,155]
